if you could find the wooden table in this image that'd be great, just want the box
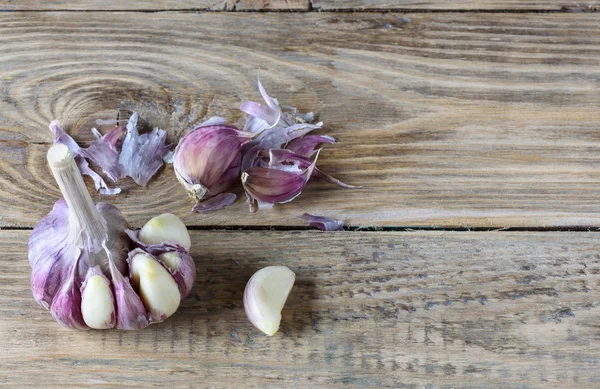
[1,2,600,388]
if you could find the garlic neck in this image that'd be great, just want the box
[47,143,107,253]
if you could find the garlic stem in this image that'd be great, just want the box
[47,143,108,253]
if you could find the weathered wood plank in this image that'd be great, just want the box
[0,1,235,11]
[2,12,600,228]
[2,230,600,388]
[235,0,311,10]
[0,0,586,11]
[312,0,591,11]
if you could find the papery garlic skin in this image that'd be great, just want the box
[173,124,251,202]
[49,256,87,330]
[130,252,181,321]
[139,213,191,250]
[244,266,295,336]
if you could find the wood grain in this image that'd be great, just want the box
[1,12,600,228]
[312,0,591,11]
[0,1,236,11]
[0,0,587,11]
[235,0,311,10]
[2,230,600,388]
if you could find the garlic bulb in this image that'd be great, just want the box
[243,266,295,336]
[29,144,195,330]
[173,122,252,211]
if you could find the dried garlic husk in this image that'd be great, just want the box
[49,112,171,195]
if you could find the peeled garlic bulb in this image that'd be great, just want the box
[243,266,295,336]
[139,213,191,250]
[130,252,181,321]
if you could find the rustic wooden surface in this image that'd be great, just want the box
[2,12,600,228]
[1,3,600,389]
[2,230,600,388]
[0,0,586,11]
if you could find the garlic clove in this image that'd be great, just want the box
[139,213,191,251]
[157,251,196,297]
[241,154,316,211]
[173,124,251,202]
[130,252,181,322]
[243,266,295,336]
[108,256,149,330]
[157,252,180,273]
[80,267,116,329]
[50,256,87,330]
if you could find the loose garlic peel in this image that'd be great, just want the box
[244,266,295,336]
[130,253,181,321]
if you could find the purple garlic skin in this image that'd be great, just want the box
[173,124,251,202]
[238,76,359,212]
[29,199,130,310]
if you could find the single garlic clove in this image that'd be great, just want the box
[139,213,191,251]
[157,251,196,297]
[173,124,251,202]
[157,252,180,272]
[108,257,149,330]
[243,266,295,336]
[81,267,116,329]
[130,252,181,322]
[50,259,87,330]
[241,150,319,212]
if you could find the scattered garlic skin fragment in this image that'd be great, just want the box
[81,274,116,329]
[130,252,181,321]
[139,213,191,250]
[243,266,295,336]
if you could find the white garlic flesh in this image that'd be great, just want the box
[243,266,295,336]
[81,273,115,329]
[139,213,191,250]
[130,252,181,321]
